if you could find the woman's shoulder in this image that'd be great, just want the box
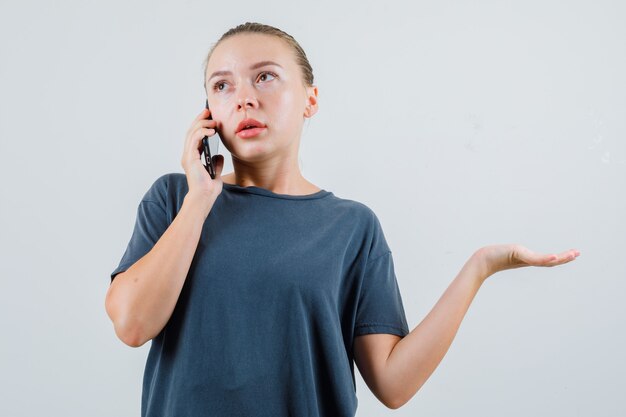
[139,173,188,213]
[147,172,187,195]
[323,192,380,223]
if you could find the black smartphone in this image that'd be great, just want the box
[202,99,220,179]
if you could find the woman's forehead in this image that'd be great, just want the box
[208,34,293,72]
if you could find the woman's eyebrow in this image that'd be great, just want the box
[207,61,283,83]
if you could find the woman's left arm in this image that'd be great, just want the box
[382,244,580,409]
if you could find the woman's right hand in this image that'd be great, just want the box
[181,108,225,202]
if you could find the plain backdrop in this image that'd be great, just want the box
[1,0,624,416]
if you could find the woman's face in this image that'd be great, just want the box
[204,33,317,163]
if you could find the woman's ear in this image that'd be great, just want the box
[304,85,318,118]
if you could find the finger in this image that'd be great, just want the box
[196,128,216,153]
[543,250,579,266]
[185,109,214,137]
[193,108,210,122]
[188,120,218,140]
[212,154,225,178]
[196,118,218,129]
[554,249,580,261]
[514,246,548,265]
[184,128,215,165]
[187,117,216,133]
[192,127,216,150]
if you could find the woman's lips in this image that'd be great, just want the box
[236,127,266,139]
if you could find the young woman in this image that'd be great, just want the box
[106,22,580,417]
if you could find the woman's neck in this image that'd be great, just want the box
[220,172,321,195]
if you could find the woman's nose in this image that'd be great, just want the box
[237,95,258,111]
[236,82,259,111]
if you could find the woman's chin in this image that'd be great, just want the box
[231,144,277,162]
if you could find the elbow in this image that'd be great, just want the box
[386,386,418,410]
[380,389,404,410]
[122,332,148,348]
[115,321,148,347]
[386,398,403,410]
[387,395,408,410]
[110,311,148,348]
[105,286,148,348]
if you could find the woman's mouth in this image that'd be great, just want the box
[236,127,266,139]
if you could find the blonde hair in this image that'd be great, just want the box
[202,22,315,93]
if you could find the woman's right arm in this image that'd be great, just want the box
[104,193,214,347]
[105,107,224,347]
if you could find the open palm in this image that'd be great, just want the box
[478,244,581,279]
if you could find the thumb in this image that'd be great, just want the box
[212,154,225,178]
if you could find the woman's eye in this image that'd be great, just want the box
[213,72,276,93]
[258,71,276,83]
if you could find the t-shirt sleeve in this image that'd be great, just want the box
[110,176,171,283]
[353,212,410,338]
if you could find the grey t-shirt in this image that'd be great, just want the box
[110,173,410,417]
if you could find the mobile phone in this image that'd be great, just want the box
[202,99,220,179]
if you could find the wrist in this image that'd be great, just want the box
[183,192,215,219]
[470,249,493,284]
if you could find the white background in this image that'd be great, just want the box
[1,0,624,416]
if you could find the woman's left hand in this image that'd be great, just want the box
[477,244,581,281]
